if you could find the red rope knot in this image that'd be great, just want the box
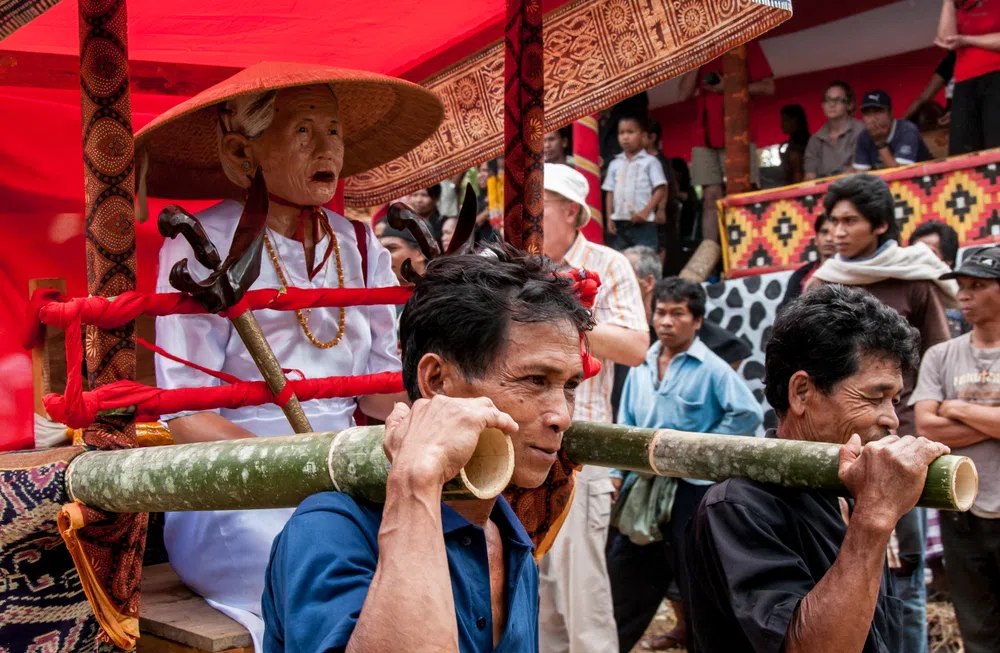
[222,297,251,320]
[23,288,65,349]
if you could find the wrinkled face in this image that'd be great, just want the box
[822,86,851,120]
[447,320,582,488]
[618,119,643,153]
[542,190,579,259]
[861,107,893,140]
[543,132,567,162]
[652,299,702,351]
[408,189,436,217]
[379,236,425,285]
[248,86,344,206]
[796,355,903,444]
[816,221,837,258]
[956,276,1000,326]
[913,233,945,264]
[828,199,884,260]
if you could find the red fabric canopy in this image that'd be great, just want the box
[0,0,795,450]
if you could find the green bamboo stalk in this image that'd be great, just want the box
[65,423,977,513]
[66,426,513,512]
[562,423,979,512]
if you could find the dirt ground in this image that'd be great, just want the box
[630,599,965,653]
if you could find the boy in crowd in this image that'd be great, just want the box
[603,115,667,252]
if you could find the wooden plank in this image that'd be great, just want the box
[136,315,157,387]
[28,278,67,417]
[140,565,252,652]
[137,633,252,653]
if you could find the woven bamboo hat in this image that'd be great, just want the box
[134,61,444,200]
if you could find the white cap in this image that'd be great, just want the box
[543,162,592,227]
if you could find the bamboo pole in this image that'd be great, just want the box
[563,423,979,512]
[66,427,514,512]
[65,424,977,513]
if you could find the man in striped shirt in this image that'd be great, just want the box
[538,163,650,653]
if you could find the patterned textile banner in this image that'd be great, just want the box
[721,148,1000,273]
[573,114,604,243]
[347,0,792,206]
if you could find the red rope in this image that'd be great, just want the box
[23,286,414,348]
[44,372,406,428]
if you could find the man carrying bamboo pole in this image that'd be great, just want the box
[685,284,951,653]
[261,248,594,653]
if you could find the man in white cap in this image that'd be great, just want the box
[538,162,649,653]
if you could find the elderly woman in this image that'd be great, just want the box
[134,62,442,648]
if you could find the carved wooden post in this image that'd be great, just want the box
[503,0,544,254]
[723,45,751,196]
[77,0,147,645]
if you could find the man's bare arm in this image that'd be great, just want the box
[937,0,957,41]
[940,400,1000,438]
[915,400,991,447]
[358,392,409,421]
[167,412,255,443]
[346,473,459,653]
[346,397,518,653]
[678,69,699,102]
[785,514,891,653]
[749,77,776,97]
[785,435,950,653]
[878,147,900,169]
[587,325,649,367]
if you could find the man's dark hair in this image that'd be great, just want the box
[427,183,442,201]
[399,245,595,401]
[909,220,959,266]
[764,285,920,417]
[618,114,649,133]
[649,120,663,142]
[823,173,900,246]
[814,212,829,232]
[824,80,856,111]
[652,277,706,320]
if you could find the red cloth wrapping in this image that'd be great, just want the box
[24,286,414,348]
[45,371,405,428]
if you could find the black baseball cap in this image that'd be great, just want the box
[941,246,1000,280]
[860,90,892,111]
[378,225,419,247]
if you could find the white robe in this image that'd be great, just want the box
[154,200,400,650]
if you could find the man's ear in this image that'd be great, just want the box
[787,370,815,416]
[416,353,464,399]
[693,315,704,331]
[873,221,889,237]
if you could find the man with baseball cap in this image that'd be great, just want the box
[854,90,934,171]
[537,162,650,653]
[912,245,1000,653]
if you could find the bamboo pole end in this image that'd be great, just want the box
[952,456,979,512]
[457,428,514,499]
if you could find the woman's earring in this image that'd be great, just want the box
[242,161,252,173]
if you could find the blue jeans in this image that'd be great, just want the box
[895,507,927,653]
[611,220,657,252]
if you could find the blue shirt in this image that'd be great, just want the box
[262,492,538,653]
[618,338,763,485]
[854,119,933,170]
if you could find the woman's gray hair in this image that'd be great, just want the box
[218,90,278,187]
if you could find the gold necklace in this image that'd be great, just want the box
[263,225,346,349]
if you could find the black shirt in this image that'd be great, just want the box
[685,468,903,653]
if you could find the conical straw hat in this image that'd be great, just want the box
[135,61,444,200]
